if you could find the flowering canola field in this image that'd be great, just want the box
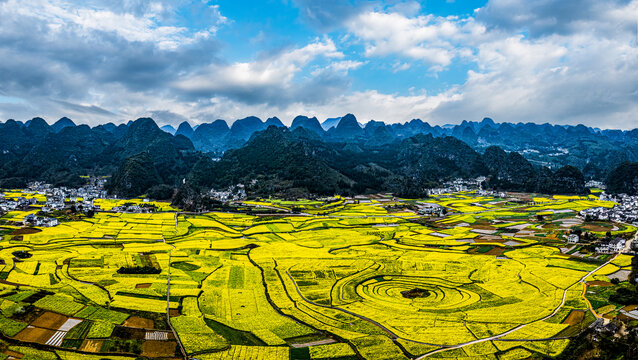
[0,192,629,359]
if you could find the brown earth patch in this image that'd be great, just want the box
[123,316,154,329]
[3,350,24,358]
[401,288,430,299]
[485,247,506,256]
[582,224,613,232]
[30,311,69,330]
[135,283,152,289]
[617,313,636,322]
[10,228,42,235]
[470,224,497,230]
[586,281,614,287]
[621,304,638,312]
[80,339,103,352]
[113,326,146,340]
[562,310,585,325]
[14,326,56,344]
[169,309,180,317]
[141,340,178,357]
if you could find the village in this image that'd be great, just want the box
[1,179,638,261]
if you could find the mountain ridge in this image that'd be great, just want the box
[0,115,634,199]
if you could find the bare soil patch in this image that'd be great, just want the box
[123,316,155,329]
[14,326,55,344]
[10,228,42,235]
[471,224,497,230]
[141,340,178,357]
[3,350,24,359]
[582,224,613,232]
[562,310,585,325]
[135,283,152,289]
[30,311,69,330]
[80,339,103,352]
[586,280,614,287]
[485,247,506,256]
[401,288,430,299]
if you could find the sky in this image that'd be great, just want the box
[0,0,638,128]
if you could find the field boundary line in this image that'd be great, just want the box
[166,214,188,359]
[414,250,623,359]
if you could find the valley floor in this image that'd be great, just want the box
[0,191,635,360]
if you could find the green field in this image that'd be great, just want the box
[0,191,633,359]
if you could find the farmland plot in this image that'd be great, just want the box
[0,192,631,359]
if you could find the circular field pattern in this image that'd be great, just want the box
[356,275,480,311]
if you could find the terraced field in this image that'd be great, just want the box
[0,191,633,359]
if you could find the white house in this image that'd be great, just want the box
[595,238,626,253]
[567,234,579,244]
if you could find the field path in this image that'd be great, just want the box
[284,269,402,340]
[166,212,188,359]
[414,250,624,359]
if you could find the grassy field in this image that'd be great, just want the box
[0,191,633,359]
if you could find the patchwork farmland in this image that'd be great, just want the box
[0,191,635,359]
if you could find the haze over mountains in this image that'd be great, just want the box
[2,114,638,202]
[160,114,637,180]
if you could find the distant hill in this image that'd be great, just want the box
[191,120,229,153]
[52,117,76,133]
[148,114,638,180]
[290,116,324,135]
[107,152,162,198]
[322,117,341,130]
[606,162,638,195]
[0,117,199,195]
[0,115,610,198]
[160,124,176,135]
[175,121,194,139]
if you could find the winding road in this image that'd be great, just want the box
[166,213,187,360]
[414,248,627,359]
[282,243,629,359]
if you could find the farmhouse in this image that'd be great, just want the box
[595,238,625,253]
[567,234,579,244]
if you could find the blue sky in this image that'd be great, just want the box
[0,0,637,128]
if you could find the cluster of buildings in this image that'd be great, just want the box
[594,238,627,254]
[111,203,154,213]
[23,213,58,227]
[27,182,108,214]
[0,194,36,212]
[28,181,108,202]
[579,193,638,224]
[565,233,627,254]
[416,202,446,216]
[426,177,495,195]
[209,184,246,202]
[0,180,116,227]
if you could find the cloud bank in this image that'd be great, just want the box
[0,0,637,128]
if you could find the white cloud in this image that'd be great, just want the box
[337,0,638,128]
[146,88,458,126]
[173,38,346,103]
[346,10,486,69]
[2,0,638,130]
[392,62,411,72]
[1,0,226,50]
[323,60,367,74]
[431,32,638,128]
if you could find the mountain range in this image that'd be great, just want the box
[1,115,637,201]
[157,115,638,179]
